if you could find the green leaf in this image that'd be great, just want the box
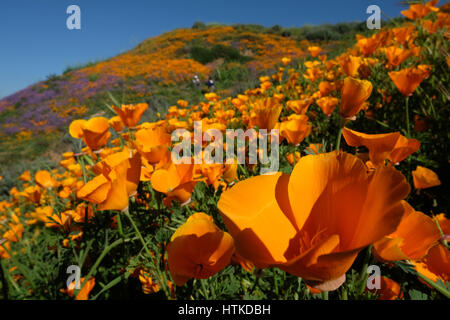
[409,289,428,300]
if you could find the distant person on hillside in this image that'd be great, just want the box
[206,76,215,92]
[192,74,201,88]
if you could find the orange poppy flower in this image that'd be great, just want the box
[392,26,415,44]
[218,151,410,290]
[342,128,420,165]
[223,162,238,184]
[72,203,95,223]
[279,114,312,146]
[77,148,141,211]
[199,163,225,190]
[35,170,58,189]
[61,277,95,300]
[69,117,111,151]
[316,96,339,116]
[286,152,301,166]
[339,77,373,119]
[412,166,441,189]
[2,223,24,242]
[167,212,235,286]
[113,103,148,128]
[388,135,421,164]
[388,65,432,97]
[308,46,322,58]
[281,57,291,66]
[286,98,313,115]
[414,244,450,285]
[373,201,441,261]
[151,161,197,205]
[134,125,172,165]
[23,185,41,203]
[19,170,31,182]
[108,116,125,133]
[319,81,336,96]
[249,98,282,130]
[384,46,411,68]
[0,241,11,259]
[339,55,362,77]
[367,277,403,300]
[412,213,450,284]
[356,35,380,56]
[401,0,439,20]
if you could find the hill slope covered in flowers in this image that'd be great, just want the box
[0,1,449,300]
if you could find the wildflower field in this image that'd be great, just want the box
[0,1,449,301]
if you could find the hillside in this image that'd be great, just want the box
[0,21,372,196]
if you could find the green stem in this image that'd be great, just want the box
[79,156,87,185]
[76,237,130,297]
[91,275,124,300]
[123,209,151,257]
[416,272,450,299]
[358,245,373,295]
[321,291,329,300]
[116,213,124,239]
[340,287,348,300]
[336,117,347,152]
[336,129,343,152]
[405,97,411,138]
[123,209,171,299]
[435,220,449,249]
[200,279,209,299]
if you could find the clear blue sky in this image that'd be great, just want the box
[0,0,405,99]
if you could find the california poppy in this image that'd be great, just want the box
[77,147,141,211]
[151,161,197,205]
[134,125,172,165]
[384,46,411,68]
[412,214,450,284]
[281,57,291,66]
[316,96,339,116]
[388,65,432,97]
[308,46,322,58]
[339,77,373,119]
[286,98,313,115]
[35,170,58,189]
[373,201,441,262]
[339,55,362,77]
[167,212,235,286]
[61,277,95,300]
[367,277,403,300]
[342,128,420,165]
[109,116,125,133]
[69,117,111,151]
[401,1,439,20]
[279,114,312,146]
[218,151,410,290]
[249,98,282,130]
[412,166,441,189]
[113,103,148,128]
